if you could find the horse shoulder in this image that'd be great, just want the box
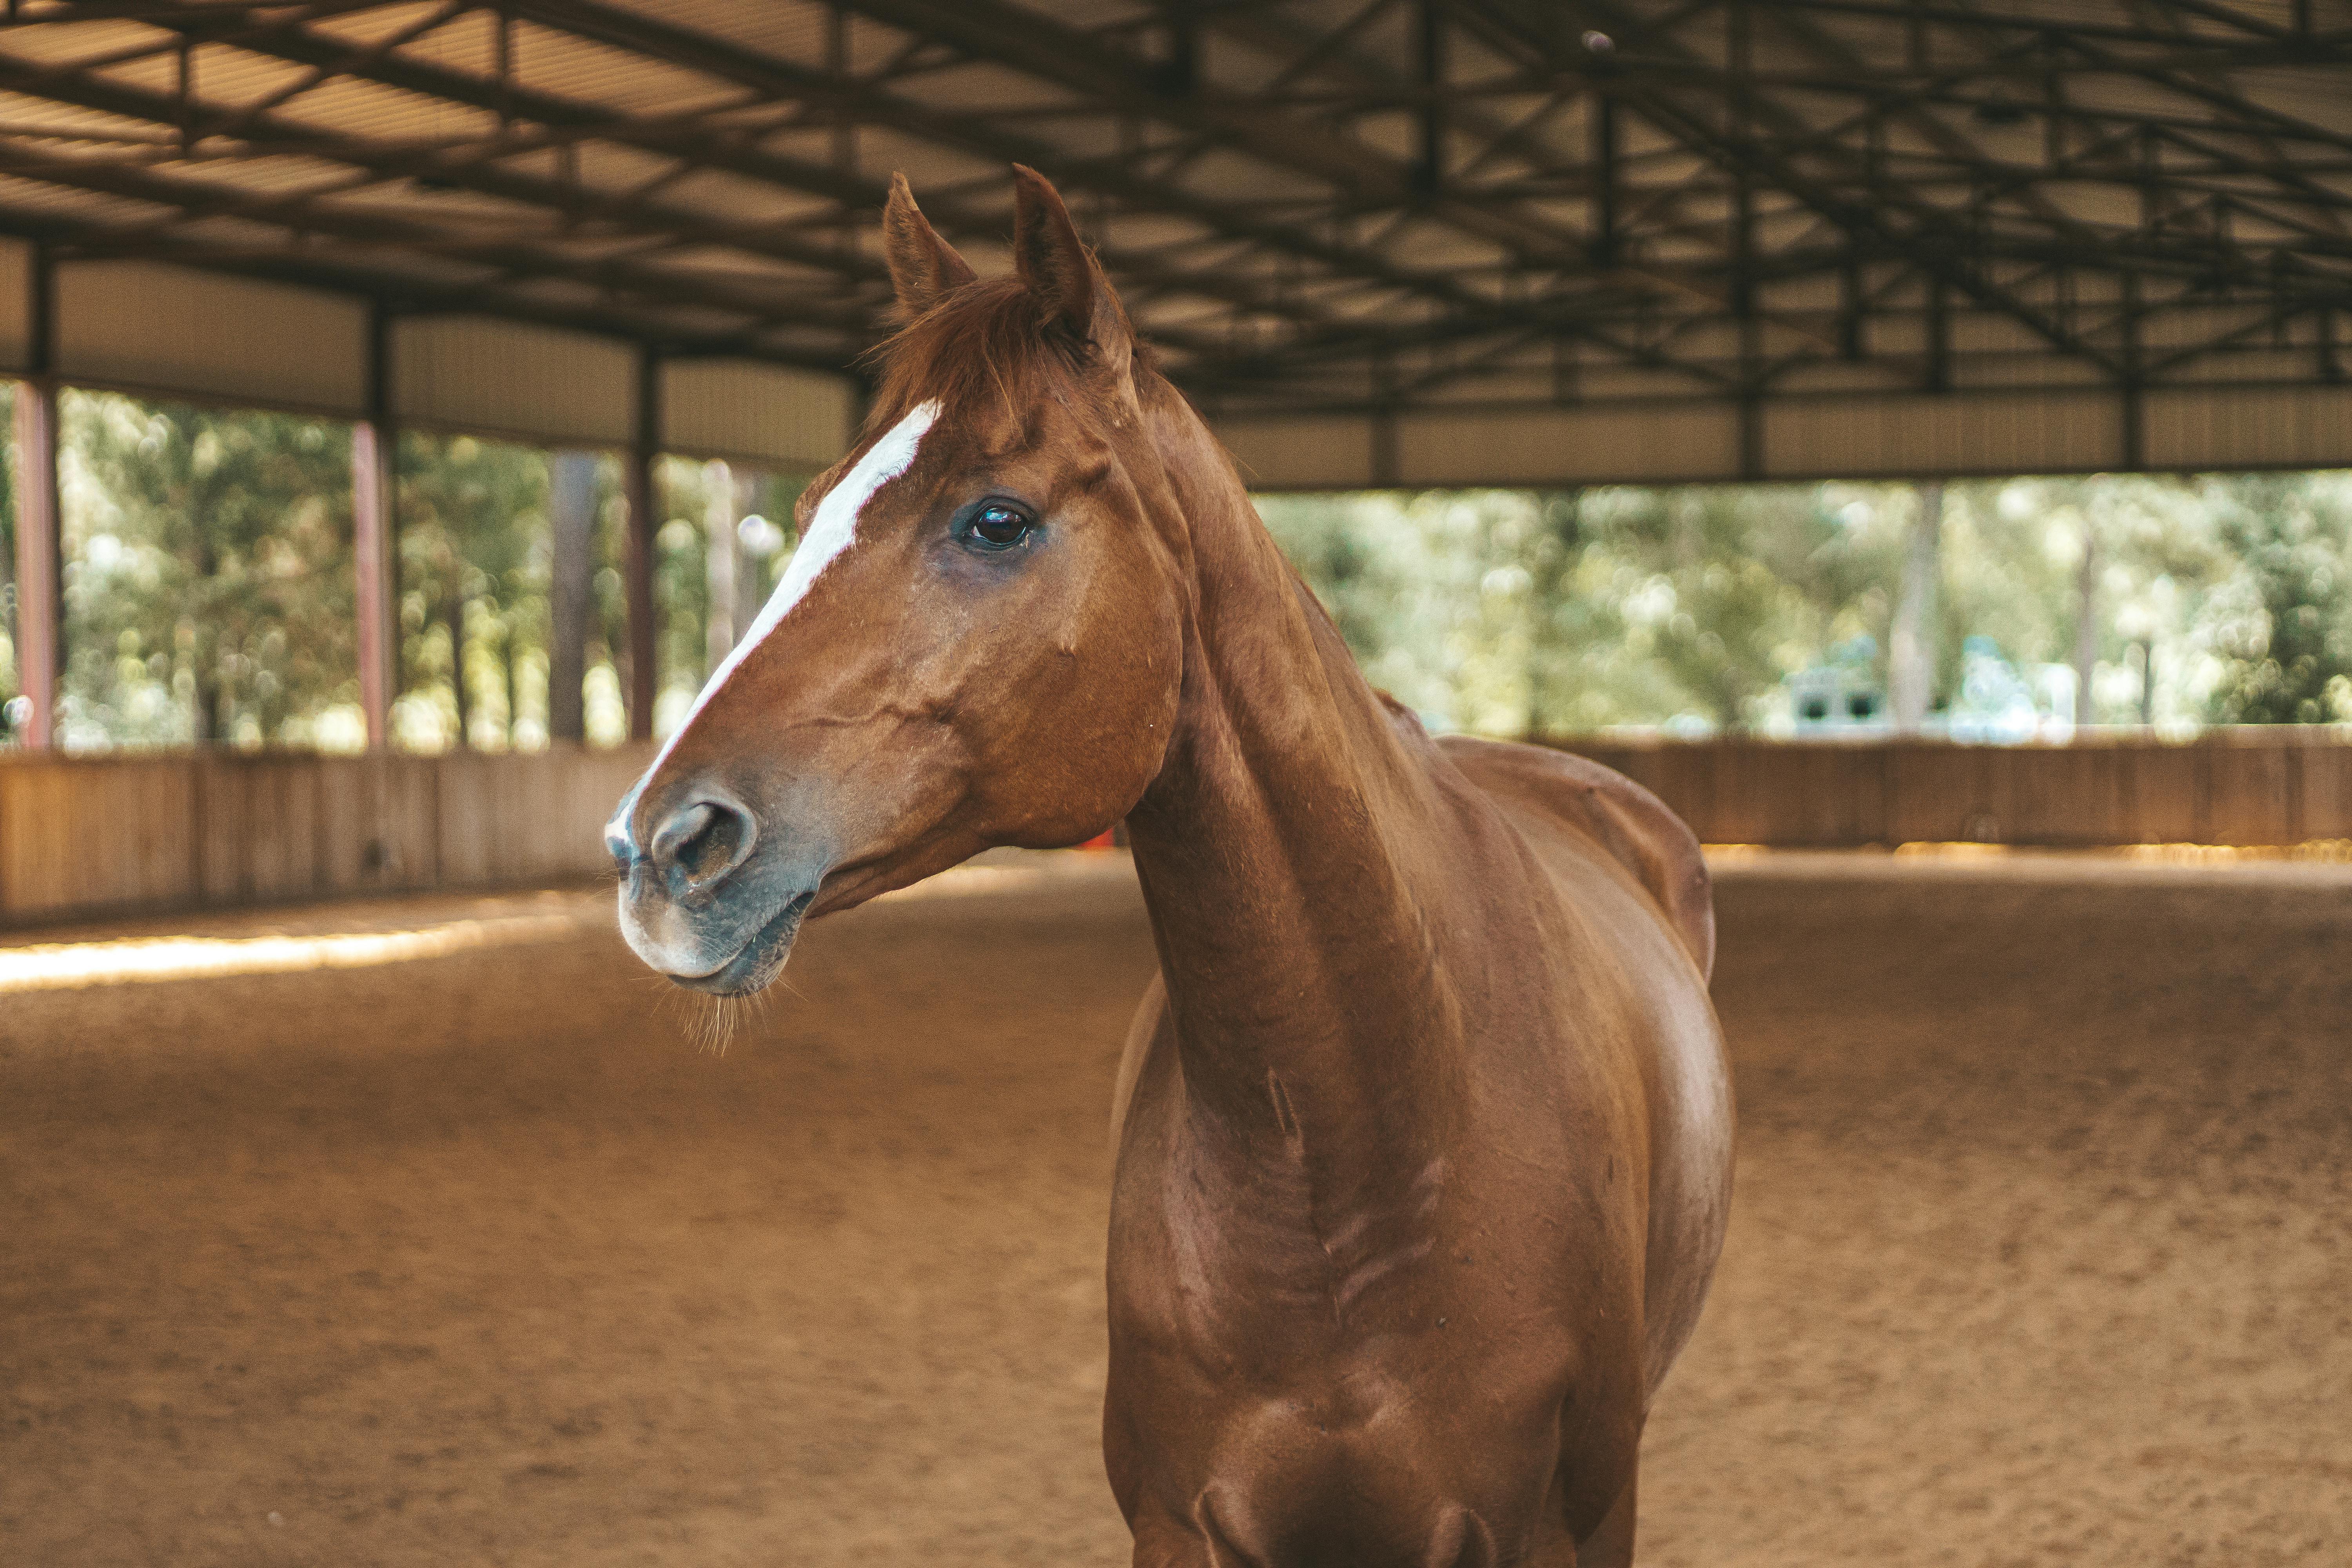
[1429,733,1715,981]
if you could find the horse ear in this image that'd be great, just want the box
[882,172,976,318]
[1011,164,1127,358]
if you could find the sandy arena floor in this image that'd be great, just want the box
[2,853,2347,1566]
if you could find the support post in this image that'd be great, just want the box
[1160,0,1199,95]
[1838,250,1864,360]
[10,243,59,751]
[1889,481,1941,733]
[352,302,396,751]
[547,451,599,744]
[1733,108,1761,480]
[1590,93,1618,268]
[1926,278,1950,393]
[10,379,60,750]
[1415,0,1445,198]
[624,347,660,742]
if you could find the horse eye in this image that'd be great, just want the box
[967,503,1032,549]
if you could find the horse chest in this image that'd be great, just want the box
[1106,1321,1605,1568]
[1106,1138,1647,1566]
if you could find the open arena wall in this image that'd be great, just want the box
[1554,731,2352,851]
[0,744,653,925]
[4,734,2348,924]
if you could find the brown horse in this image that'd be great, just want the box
[608,168,1733,1566]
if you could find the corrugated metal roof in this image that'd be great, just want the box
[0,0,2338,474]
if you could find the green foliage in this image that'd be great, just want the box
[57,390,357,750]
[648,458,805,737]
[18,381,2351,753]
[1570,484,1903,731]
[2197,473,2352,724]
[1261,472,2352,736]
[1261,485,1905,735]
[1938,475,2237,724]
[393,433,643,752]
[394,431,550,751]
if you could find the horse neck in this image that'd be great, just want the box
[1124,391,1462,1148]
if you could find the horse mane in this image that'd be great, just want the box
[862,274,1158,437]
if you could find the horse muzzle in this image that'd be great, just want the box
[608,785,828,995]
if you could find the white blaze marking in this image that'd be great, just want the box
[646,400,940,772]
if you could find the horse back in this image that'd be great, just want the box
[1431,733,1715,980]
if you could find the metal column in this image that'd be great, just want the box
[9,245,58,750]
[623,346,660,742]
[351,301,397,751]
[546,451,599,744]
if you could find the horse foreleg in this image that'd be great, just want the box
[1573,1468,1638,1568]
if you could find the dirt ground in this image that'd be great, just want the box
[2,854,2347,1566]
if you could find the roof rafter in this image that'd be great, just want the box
[0,0,2339,414]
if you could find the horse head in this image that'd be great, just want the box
[608,168,1188,994]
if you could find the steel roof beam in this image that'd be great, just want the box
[497,0,1733,385]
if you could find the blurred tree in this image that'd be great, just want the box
[394,431,550,751]
[1263,472,2352,738]
[1571,483,1903,731]
[649,457,804,741]
[27,389,2350,754]
[1263,483,1905,736]
[57,390,356,750]
[2197,472,2352,724]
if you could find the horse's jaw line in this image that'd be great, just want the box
[641,399,942,778]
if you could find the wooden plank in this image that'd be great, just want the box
[2204,739,2296,846]
[1644,744,1718,843]
[0,757,198,918]
[1887,742,2007,842]
[11,736,2338,926]
[548,747,605,878]
[241,758,323,902]
[2010,744,2129,846]
[314,756,372,895]
[193,755,243,905]
[2296,742,2352,841]
[1771,744,1842,846]
[542,749,592,878]
[1729,743,1874,847]
[383,756,441,888]
[0,764,72,913]
[1690,742,1762,844]
[434,751,496,887]
[2125,744,2204,844]
[499,750,554,881]
[140,762,201,907]
[1829,745,1891,846]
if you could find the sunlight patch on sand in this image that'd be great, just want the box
[0,915,592,993]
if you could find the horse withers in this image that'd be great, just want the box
[607,167,1733,1568]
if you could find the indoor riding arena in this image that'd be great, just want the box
[3,4,2348,1567]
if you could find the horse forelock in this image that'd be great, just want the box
[862,273,1151,444]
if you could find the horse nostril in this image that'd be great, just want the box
[648,798,755,891]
